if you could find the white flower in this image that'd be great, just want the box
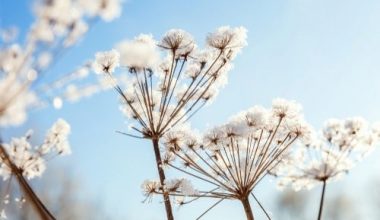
[43,118,71,155]
[0,119,71,181]
[1,135,46,180]
[29,20,55,42]
[273,116,379,191]
[177,179,198,196]
[323,119,343,142]
[271,98,302,120]
[93,49,120,74]
[344,117,367,136]
[202,127,224,150]
[244,106,268,130]
[98,0,122,21]
[207,26,248,51]
[64,19,89,47]
[0,44,25,73]
[163,130,186,152]
[116,34,159,69]
[79,0,121,21]
[160,29,195,56]
[141,179,160,197]
[0,78,37,127]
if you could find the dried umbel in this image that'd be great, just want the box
[271,117,380,220]
[95,26,247,138]
[144,99,311,220]
[94,26,247,220]
[272,117,379,190]
[0,119,71,181]
[0,119,71,219]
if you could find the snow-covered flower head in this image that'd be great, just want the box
[207,26,247,54]
[141,178,198,203]
[93,49,120,74]
[0,119,71,217]
[271,98,303,120]
[0,44,25,73]
[78,0,122,21]
[154,99,309,204]
[159,29,196,57]
[116,34,159,70]
[0,76,37,127]
[95,26,247,140]
[0,119,71,180]
[272,117,379,191]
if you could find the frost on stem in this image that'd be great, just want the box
[146,99,310,218]
[271,117,380,191]
[0,119,71,217]
[0,0,123,127]
[93,26,248,139]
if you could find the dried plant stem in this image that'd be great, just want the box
[317,180,327,220]
[241,196,254,220]
[0,145,55,220]
[152,138,174,220]
[195,198,224,220]
[251,193,271,220]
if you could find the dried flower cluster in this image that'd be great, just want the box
[3,1,379,220]
[94,26,247,220]
[272,117,380,190]
[95,26,247,138]
[143,99,311,219]
[0,119,71,218]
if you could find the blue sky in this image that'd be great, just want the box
[1,0,380,219]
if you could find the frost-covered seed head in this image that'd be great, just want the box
[93,49,120,74]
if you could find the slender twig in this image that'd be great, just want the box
[317,180,327,220]
[196,198,225,220]
[152,138,174,220]
[251,193,271,220]
[116,130,145,139]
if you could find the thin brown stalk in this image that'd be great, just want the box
[152,138,174,220]
[0,145,55,220]
[317,180,327,220]
[241,196,254,220]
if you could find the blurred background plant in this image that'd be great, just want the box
[0,166,111,220]
[0,0,123,218]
